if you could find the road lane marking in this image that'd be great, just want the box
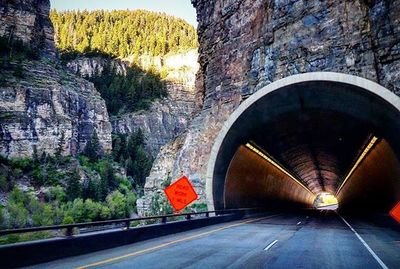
[339,215,389,269]
[76,214,282,269]
[297,221,301,225]
[264,240,278,251]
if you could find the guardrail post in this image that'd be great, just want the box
[161,216,167,224]
[125,221,130,230]
[65,227,74,237]
[206,212,209,218]
[186,214,191,220]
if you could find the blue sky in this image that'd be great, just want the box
[50,0,198,27]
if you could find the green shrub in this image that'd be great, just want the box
[99,205,111,220]
[62,215,74,225]
[46,186,66,203]
[9,158,33,172]
[0,174,7,191]
[0,231,53,245]
[31,203,54,226]
[70,199,86,223]
[6,202,28,228]
[106,190,127,219]
[84,199,101,222]
[0,207,6,229]
[8,187,28,206]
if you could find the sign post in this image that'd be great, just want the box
[164,176,198,212]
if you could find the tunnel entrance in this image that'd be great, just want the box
[207,72,400,214]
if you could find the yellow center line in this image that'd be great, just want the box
[76,214,282,269]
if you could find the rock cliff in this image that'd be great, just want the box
[0,0,55,58]
[67,50,200,158]
[0,0,112,157]
[139,0,400,214]
[0,61,112,157]
[66,57,128,78]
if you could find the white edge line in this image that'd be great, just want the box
[264,240,278,251]
[339,215,389,269]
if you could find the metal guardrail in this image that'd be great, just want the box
[0,208,251,237]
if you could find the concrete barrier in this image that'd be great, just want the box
[0,214,242,268]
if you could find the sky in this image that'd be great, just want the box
[50,0,198,27]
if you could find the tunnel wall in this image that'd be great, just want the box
[225,146,315,209]
[337,139,400,214]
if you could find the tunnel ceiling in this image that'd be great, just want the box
[251,109,373,194]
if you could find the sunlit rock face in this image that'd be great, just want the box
[67,50,200,158]
[139,0,400,214]
[66,57,128,78]
[110,50,201,158]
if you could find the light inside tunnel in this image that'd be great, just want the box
[335,136,378,196]
[313,193,339,210]
[245,142,314,195]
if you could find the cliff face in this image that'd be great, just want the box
[0,0,112,157]
[67,50,200,158]
[66,57,128,78]
[0,0,55,58]
[112,50,200,158]
[0,61,112,157]
[139,0,400,213]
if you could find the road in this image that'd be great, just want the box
[28,211,400,269]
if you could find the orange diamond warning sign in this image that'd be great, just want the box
[164,176,198,212]
[390,202,400,224]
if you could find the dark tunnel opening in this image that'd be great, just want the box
[207,73,400,216]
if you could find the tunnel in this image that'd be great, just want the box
[206,72,400,215]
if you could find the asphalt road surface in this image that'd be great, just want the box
[28,211,400,269]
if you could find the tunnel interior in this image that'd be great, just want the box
[211,77,400,215]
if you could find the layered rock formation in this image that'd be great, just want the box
[139,0,400,214]
[66,57,128,78]
[111,80,198,158]
[0,0,112,157]
[0,0,56,58]
[0,61,112,157]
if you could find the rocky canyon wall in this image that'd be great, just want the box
[0,0,56,58]
[139,0,400,213]
[0,0,112,158]
[66,50,200,158]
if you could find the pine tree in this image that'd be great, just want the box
[55,131,65,158]
[49,10,198,59]
[123,129,151,188]
[67,169,82,201]
[84,131,103,162]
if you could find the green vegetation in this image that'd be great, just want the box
[0,36,40,61]
[50,10,193,115]
[50,10,198,59]
[112,129,152,193]
[0,130,153,236]
[89,62,167,115]
[146,191,208,224]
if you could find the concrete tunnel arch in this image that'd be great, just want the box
[206,72,400,213]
